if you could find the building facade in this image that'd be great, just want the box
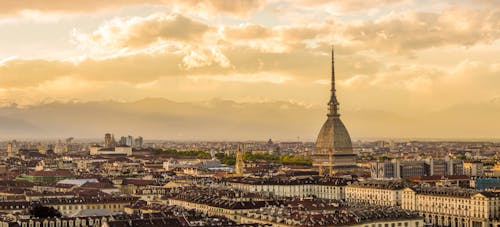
[402,187,500,227]
[227,176,349,200]
[464,161,484,177]
[345,180,407,206]
[371,158,464,179]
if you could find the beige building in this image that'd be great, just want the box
[167,198,263,222]
[464,161,484,177]
[227,176,348,200]
[40,196,138,216]
[402,187,500,227]
[0,216,113,227]
[491,163,500,177]
[0,197,137,217]
[164,186,277,222]
[239,198,423,227]
[240,215,423,227]
[6,142,18,157]
[345,180,407,206]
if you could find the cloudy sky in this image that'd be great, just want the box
[0,0,499,140]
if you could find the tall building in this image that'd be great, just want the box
[54,140,65,154]
[134,136,143,147]
[313,47,356,171]
[119,136,127,146]
[110,134,117,148]
[104,133,112,148]
[463,161,484,177]
[6,142,17,158]
[126,135,134,147]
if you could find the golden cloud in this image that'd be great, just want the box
[223,24,272,40]
[0,0,267,17]
[77,13,211,49]
[176,0,266,17]
[0,0,160,14]
[343,8,500,54]
[295,0,402,12]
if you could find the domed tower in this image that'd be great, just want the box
[313,47,356,173]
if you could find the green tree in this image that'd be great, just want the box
[215,152,311,166]
[154,149,211,158]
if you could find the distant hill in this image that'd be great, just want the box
[0,98,498,141]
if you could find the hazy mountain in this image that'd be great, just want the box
[0,98,498,141]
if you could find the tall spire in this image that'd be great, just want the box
[328,46,340,117]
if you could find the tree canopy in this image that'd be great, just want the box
[154,149,211,159]
[218,152,312,166]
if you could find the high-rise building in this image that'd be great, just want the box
[463,161,483,176]
[134,136,143,147]
[313,47,356,172]
[126,135,133,147]
[104,133,112,148]
[119,136,127,146]
[110,134,117,148]
[6,142,16,157]
[53,140,65,154]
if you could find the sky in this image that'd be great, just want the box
[0,0,499,140]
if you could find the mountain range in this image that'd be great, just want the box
[0,98,499,141]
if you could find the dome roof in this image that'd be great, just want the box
[314,116,352,154]
[313,46,354,158]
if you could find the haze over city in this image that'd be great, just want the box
[0,0,499,140]
[2,1,500,227]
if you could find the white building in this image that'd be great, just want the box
[402,187,500,227]
[345,180,407,206]
[226,176,349,200]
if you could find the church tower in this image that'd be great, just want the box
[235,145,245,176]
[313,47,356,173]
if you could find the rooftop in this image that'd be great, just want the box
[348,180,409,190]
[226,176,351,186]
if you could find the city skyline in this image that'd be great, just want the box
[1,1,500,226]
[0,0,499,140]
